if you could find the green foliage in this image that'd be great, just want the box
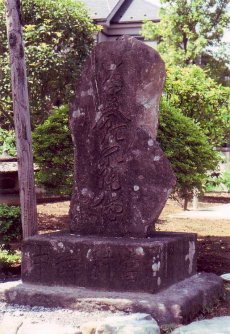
[142,0,230,70]
[142,1,230,203]
[205,174,224,192]
[222,171,230,191]
[164,65,230,146]
[0,128,16,156]
[205,170,230,192]
[201,51,230,86]
[0,99,13,131]
[158,100,219,203]
[0,205,22,251]
[0,0,98,128]
[0,250,21,266]
[32,105,73,194]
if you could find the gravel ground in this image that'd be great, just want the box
[0,301,125,329]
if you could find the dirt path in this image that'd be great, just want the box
[169,203,230,220]
[37,201,69,233]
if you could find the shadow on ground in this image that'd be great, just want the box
[197,236,230,275]
[38,213,69,232]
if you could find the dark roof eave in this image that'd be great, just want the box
[110,19,160,25]
[93,18,107,23]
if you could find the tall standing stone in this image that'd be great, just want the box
[69,36,176,237]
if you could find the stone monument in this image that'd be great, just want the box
[22,36,197,292]
[69,36,176,237]
[9,36,223,325]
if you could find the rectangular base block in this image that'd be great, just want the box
[2,273,223,325]
[22,232,196,293]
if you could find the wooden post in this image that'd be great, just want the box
[5,0,37,238]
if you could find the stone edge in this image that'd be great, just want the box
[1,272,224,326]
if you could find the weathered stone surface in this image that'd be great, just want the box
[80,313,160,334]
[171,316,230,333]
[0,317,80,334]
[69,36,176,237]
[21,232,196,293]
[3,273,223,325]
[19,323,79,334]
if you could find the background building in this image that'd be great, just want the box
[81,0,159,46]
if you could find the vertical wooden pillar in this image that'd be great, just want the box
[5,0,37,238]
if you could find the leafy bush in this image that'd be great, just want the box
[0,250,21,277]
[33,105,73,195]
[205,174,224,192]
[222,171,230,191]
[205,169,230,192]
[0,0,98,129]
[0,205,22,251]
[164,65,230,146]
[0,250,21,266]
[0,128,16,155]
[158,100,220,209]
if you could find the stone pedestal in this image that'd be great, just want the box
[22,232,196,293]
[2,273,223,325]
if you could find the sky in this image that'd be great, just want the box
[146,0,160,4]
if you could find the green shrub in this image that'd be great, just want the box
[158,100,219,209]
[0,250,21,266]
[0,205,22,251]
[222,171,230,191]
[163,65,230,146]
[33,104,73,195]
[205,170,230,192]
[205,174,224,192]
[0,0,98,129]
[0,128,16,156]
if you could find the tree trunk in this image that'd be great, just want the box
[5,0,37,238]
[192,188,199,210]
[183,198,189,211]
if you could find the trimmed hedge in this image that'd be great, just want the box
[0,205,22,251]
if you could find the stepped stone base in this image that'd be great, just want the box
[2,273,223,325]
[22,232,196,293]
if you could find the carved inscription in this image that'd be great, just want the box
[88,64,131,230]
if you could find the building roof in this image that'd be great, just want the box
[112,0,160,23]
[0,161,39,173]
[81,0,122,20]
[0,152,39,173]
[0,151,17,172]
[0,161,18,173]
[81,0,160,22]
